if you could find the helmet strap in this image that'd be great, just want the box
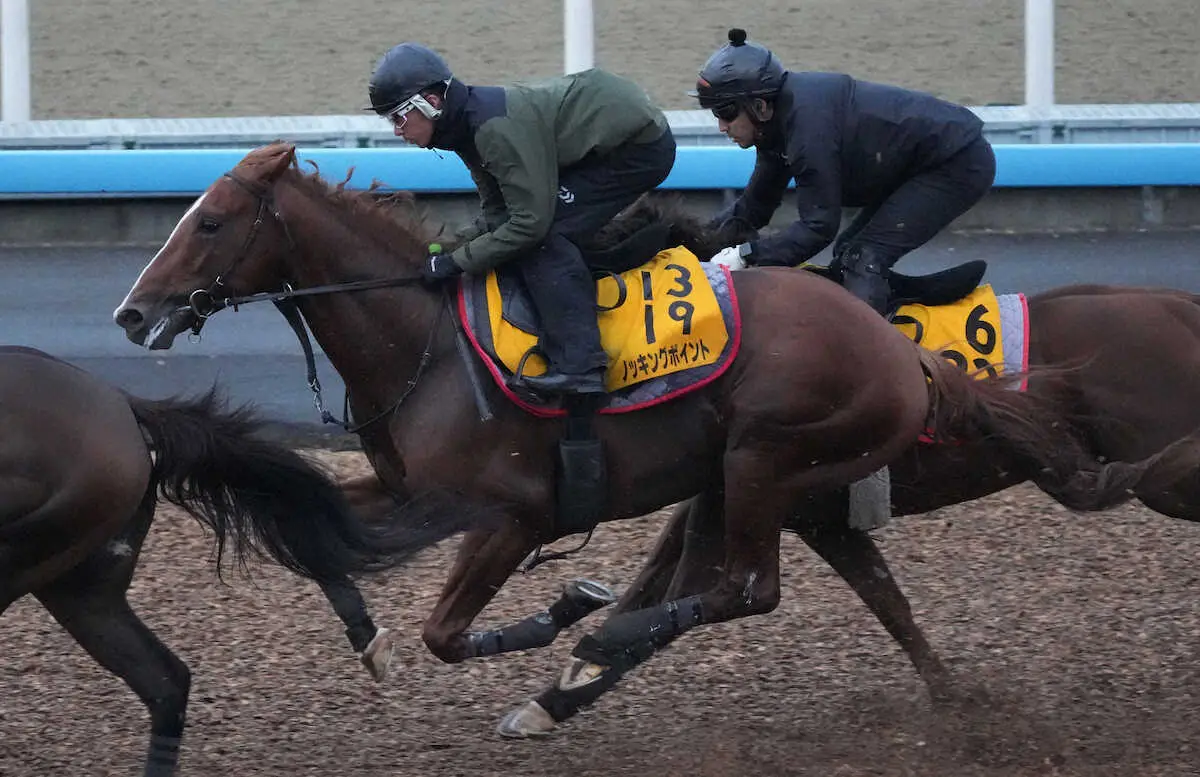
[409,93,443,120]
[409,78,453,121]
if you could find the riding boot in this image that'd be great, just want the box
[523,370,606,394]
[840,244,893,316]
[517,233,608,395]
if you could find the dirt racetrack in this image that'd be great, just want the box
[8,3,1200,774]
[24,0,1200,121]
[1,449,1198,776]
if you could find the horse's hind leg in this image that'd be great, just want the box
[322,472,405,680]
[34,499,190,777]
[791,507,953,700]
[318,576,394,682]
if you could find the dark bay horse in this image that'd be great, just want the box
[111,142,1178,727]
[487,200,1200,736]
[0,345,475,775]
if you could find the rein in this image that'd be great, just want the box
[184,171,443,435]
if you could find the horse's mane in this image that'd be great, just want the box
[270,146,737,262]
[280,157,440,259]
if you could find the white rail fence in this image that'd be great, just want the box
[1,0,1061,124]
[1,0,29,123]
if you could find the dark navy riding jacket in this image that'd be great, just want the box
[717,71,985,265]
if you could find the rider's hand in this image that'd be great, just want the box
[710,243,751,270]
[422,243,464,286]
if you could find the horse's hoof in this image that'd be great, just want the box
[497,700,556,739]
[563,578,618,608]
[359,627,394,683]
[558,657,608,691]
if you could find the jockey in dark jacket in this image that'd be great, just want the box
[692,29,996,315]
[368,42,676,395]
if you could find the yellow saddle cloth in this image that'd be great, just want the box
[458,246,741,417]
[892,283,1029,388]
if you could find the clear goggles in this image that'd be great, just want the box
[385,93,441,129]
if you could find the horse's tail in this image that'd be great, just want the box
[127,388,472,584]
[917,348,1186,511]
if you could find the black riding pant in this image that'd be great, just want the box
[834,135,997,268]
[519,129,677,375]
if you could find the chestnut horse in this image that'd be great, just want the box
[491,200,1200,736]
[0,345,468,775]
[111,142,1178,729]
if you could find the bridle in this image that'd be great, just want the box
[181,170,447,435]
[185,172,295,322]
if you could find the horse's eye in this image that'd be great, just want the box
[198,217,221,234]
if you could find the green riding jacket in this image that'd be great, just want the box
[433,68,670,274]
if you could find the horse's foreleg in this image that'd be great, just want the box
[566,482,781,670]
[610,499,694,612]
[507,472,782,733]
[527,439,891,730]
[500,495,699,659]
[497,496,697,672]
[340,472,403,522]
[453,576,619,660]
[421,517,543,663]
[499,494,719,737]
[792,509,953,700]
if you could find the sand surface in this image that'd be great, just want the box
[18,0,1200,121]
[1,449,1198,776]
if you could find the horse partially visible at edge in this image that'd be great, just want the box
[0,345,477,775]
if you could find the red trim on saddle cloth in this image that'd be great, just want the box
[1019,292,1031,392]
[455,265,743,418]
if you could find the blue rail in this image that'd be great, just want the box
[0,143,1197,198]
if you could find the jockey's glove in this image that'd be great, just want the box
[710,242,753,270]
[422,244,464,286]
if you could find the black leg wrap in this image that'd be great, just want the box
[549,583,612,627]
[145,734,182,777]
[555,396,608,536]
[318,577,378,653]
[465,581,615,657]
[344,618,378,654]
[571,595,704,672]
[536,666,626,721]
[467,611,559,657]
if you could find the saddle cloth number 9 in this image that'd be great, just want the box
[595,248,729,391]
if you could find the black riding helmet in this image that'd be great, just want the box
[367,42,453,117]
[688,28,785,116]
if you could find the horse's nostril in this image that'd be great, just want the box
[115,308,144,329]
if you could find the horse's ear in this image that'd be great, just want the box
[262,142,297,182]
